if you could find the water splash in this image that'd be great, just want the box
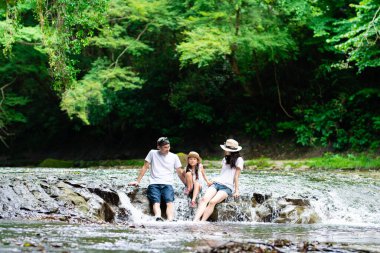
[117,191,150,222]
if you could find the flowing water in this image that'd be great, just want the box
[0,167,379,252]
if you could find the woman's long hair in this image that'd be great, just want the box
[225,152,241,169]
[186,163,199,180]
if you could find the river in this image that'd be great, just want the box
[0,167,379,252]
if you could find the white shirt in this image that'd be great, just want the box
[214,157,244,190]
[145,149,182,185]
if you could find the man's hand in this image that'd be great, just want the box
[128,181,139,187]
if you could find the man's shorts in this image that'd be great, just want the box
[210,182,233,196]
[147,184,174,204]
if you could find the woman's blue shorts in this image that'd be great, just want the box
[210,182,233,196]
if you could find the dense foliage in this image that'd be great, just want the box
[0,0,379,158]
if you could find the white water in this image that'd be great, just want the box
[234,170,380,225]
[117,191,151,222]
[119,169,380,225]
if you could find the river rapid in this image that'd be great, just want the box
[0,167,379,252]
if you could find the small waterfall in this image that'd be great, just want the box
[0,167,379,225]
[117,191,150,222]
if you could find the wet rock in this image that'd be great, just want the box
[255,204,272,222]
[57,182,90,214]
[285,198,310,206]
[87,194,115,222]
[88,188,119,206]
[251,193,271,207]
[198,241,284,253]
[253,195,320,224]
[0,173,320,224]
[127,188,150,214]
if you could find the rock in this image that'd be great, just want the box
[57,183,90,214]
[285,198,310,206]
[255,204,272,222]
[87,194,115,222]
[0,174,320,224]
[277,198,292,208]
[88,188,119,206]
[251,193,270,206]
[209,201,252,222]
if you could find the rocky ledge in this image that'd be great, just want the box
[0,175,320,224]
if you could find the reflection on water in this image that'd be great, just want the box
[0,220,379,252]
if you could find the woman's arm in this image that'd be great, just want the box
[200,164,213,186]
[233,168,241,198]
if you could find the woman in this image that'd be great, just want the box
[193,138,244,221]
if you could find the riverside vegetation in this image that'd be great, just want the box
[26,153,380,170]
[0,0,379,161]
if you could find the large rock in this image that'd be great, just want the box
[253,194,321,224]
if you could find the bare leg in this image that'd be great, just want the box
[152,203,161,218]
[185,172,193,192]
[192,181,201,202]
[166,202,174,221]
[193,187,217,221]
[201,191,228,221]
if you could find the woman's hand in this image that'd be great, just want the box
[233,191,240,198]
[206,180,213,187]
[128,181,139,187]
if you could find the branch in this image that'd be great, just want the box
[16,41,43,46]
[0,79,16,107]
[0,136,9,148]
[0,79,16,148]
[102,23,150,85]
[363,6,380,46]
[274,66,293,119]
[110,23,150,69]
[370,6,380,42]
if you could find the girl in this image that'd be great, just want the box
[193,139,244,221]
[184,151,212,208]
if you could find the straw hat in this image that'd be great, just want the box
[220,139,242,152]
[187,151,202,163]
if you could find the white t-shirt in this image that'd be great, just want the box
[145,149,182,185]
[214,157,244,190]
[187,164,204,183]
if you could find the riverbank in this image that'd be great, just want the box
[2,153,379,170]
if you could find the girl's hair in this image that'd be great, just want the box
[225,152,241,169]
[186,163,199,180]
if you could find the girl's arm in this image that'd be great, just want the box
[233,168,241,198]
[200,164,213,186]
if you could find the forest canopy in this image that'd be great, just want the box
[0,0,379,157]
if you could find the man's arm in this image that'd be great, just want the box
[176,167,186,185]
[128,161,150,186]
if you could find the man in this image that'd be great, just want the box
[128,137,184,221]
